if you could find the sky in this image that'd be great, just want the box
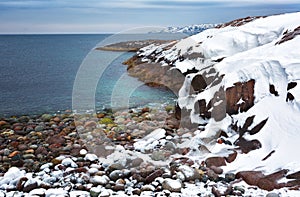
[0,0,300,34]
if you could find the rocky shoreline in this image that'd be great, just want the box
[95,40,173,52]
[0,105,295,196]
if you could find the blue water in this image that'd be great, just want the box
[0,34,178,116]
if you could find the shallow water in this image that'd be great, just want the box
[0,34,179,116]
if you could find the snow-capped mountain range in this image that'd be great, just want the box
[130,12,300,192]
[150,24,218,35]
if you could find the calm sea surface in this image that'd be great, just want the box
[0,34,180,116]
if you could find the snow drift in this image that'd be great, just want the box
[133,12,300,175]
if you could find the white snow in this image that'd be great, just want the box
[138,11,300,178]
[45,188,68,197]
[134,128,166,152]
[90,175,109,185]
[0,167,25,189]
[61,158,78,168]
[80,149,88,155]
[163,178,182,190]
[84,153,98,162]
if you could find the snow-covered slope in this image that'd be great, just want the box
[150,24,217,35]
[137,12,300,177]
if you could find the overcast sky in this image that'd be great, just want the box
[0,0,300,34]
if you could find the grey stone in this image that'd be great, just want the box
[35,125,44,132]
[109,170,123,181]
[266,193,280,197]
[151,151,166,161]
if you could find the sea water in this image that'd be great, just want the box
[0,34,181,116]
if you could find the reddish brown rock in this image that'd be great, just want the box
[23,181,38,192]
[16,177,28,191]
[205,157,226,168]
[236,171,265,186]
[97,113,105,119]
[84,121,97,128]
[236,170,289,191]
[276,26,300,45]
[8,151,20,158]
[46,135,65,145]
[285,179,300,188]
[18,144,29,151]
[35,146,48,155]
[257,170,288,191]
[145,169,164,183]
[0,120,8,126]
[225,151,237,163]
[225,79,255,115]
[216,16,265,28]
[287,171,300,179]
[210,166,223,175]
[53,116,61,122]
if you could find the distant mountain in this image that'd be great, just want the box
[150,24,218,35]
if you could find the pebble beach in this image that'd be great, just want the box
[0,104,292,197]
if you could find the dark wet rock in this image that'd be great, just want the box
[14,128,29,135]
[269,84,279,96]
[286,92,295,102]
[286,171,300,179]
[234,137,262,153]
[112,184,125,191]
[18,116,30,123]
[201,175,209,183]
[287,82,297,90]
[132,188,141,195]
[23,180,38,192]
[233,186,245,194]
[225,173,236,182]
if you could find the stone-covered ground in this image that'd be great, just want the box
[0,105,291,196]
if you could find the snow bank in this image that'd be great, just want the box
[138,12,300,174]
